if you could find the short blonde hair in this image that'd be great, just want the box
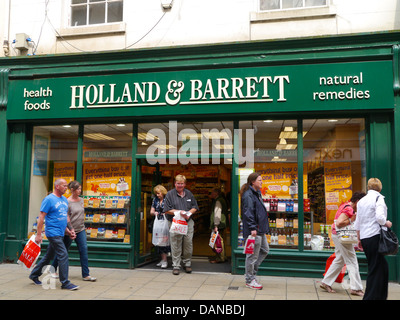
[175,174,186,183]
[367,178,382,192]
[153,184,168,196]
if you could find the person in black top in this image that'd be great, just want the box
[240,172,269,290]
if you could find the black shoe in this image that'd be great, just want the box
[29,276,42,286]
[184,266,192,273]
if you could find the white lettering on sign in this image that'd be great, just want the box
[69,76,290,109]
[23,86,52,111]
[313,72,370,101]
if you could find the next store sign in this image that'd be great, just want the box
[6,60,394,121]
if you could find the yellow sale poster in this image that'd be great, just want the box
[83,163,131,196]
[53,162,75,197]
[324,162,352,224]
[255,163,307,198]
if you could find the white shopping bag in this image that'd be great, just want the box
[169,211,188,235]
[152,214,170,247]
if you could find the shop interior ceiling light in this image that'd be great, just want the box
[138,132,158,140]
[84,133,115,141]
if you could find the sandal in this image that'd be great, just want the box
[351,290,364,296]
[83,276,97,282]
[319,282,336,293]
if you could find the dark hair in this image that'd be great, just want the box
[68,180,81,191]
[350,191,366,203]
[239,172,261,196]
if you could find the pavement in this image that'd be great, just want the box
[0,262,400,301]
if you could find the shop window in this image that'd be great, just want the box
[238,120,300,249]
[28,125,79,238]
[71,0,123,26]
[260,0,327,11]
[303,118,366,251]
[82,123,132,243]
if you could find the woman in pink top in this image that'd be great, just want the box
[320,192,366,296]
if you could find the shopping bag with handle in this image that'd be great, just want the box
[17,234,41,270]
[209,231,219,249]
[323,253,347,283]
[152,214,170,247]
[243,235,255,254]
[169,211,188,235]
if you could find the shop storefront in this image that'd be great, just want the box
[1,32,399,281]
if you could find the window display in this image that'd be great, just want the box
[82,124,133,243]
[238,118,366,251]
[303,118,366,250]
[27,125,79,238]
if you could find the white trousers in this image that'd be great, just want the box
[323,233,363,291]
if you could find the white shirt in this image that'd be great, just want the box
[354,189,387,239]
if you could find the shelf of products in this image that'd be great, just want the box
[83,196,130,243]
[238,198,312,249]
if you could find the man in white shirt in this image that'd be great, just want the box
[355,178,392,300]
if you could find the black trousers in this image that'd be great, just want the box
[361,234,389,300]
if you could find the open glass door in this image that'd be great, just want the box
[136,159,162,264]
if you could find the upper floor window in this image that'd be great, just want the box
[260,0,327,11]
[71,0,123,26]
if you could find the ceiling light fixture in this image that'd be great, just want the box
[84,133,115,141]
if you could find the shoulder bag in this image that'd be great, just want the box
[335,221,358,244]
[375,195,399,255]
[378,226,399,256]
[335,204,358,244]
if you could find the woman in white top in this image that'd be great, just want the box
[354,178,392,300]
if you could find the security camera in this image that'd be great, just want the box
[161,0,173,9]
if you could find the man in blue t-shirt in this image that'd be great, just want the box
[29,179,79,290]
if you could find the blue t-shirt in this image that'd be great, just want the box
[40,194,69,237]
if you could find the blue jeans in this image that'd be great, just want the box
[52,230,90,278]
[29,236,70,287]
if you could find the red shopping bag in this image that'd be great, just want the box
[323,253,347,283]
[18,235,41,270]
[243,236,255,254]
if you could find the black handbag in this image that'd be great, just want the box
[378,226,399,256]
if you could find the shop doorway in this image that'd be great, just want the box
[137,159,232,272]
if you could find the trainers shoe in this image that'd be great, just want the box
[156,261,163,267]
[29,277,42,286]
[246,279,263,290]
[161,261,168,269]
[62,283,79,290]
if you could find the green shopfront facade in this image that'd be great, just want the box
[1,32,400,281]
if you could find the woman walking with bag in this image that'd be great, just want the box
[355,178,392,300]
[320,192,365,296]
[150,185,170,269]
[240,172,269,290]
